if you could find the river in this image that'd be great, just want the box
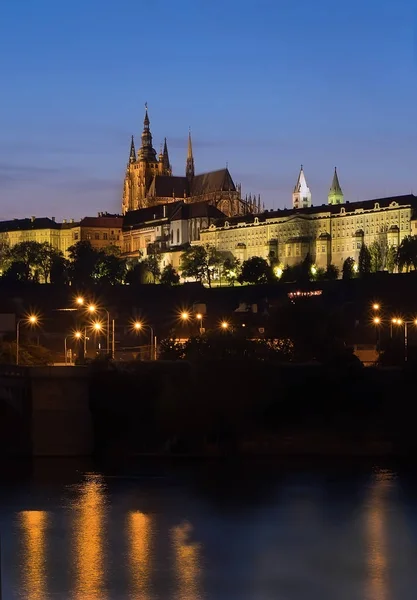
[0,458,417,599]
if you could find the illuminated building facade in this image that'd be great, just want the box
[0,213,123,258]
[199,193,417,270]
[122,106,262,218]
[122,200,225,268]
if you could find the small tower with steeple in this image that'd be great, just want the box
[186,129,195,180]
[293,165,312,209]
[129,135,136,165]
[162,138,172,175]
[328,167,344,205]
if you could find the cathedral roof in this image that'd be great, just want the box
[146,168,236,200]
[148,176,189,199]
[190,168,236,195]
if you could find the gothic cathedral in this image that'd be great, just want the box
[122,106,262,218]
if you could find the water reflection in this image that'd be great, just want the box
[365,469,394,600]
[19,510,48,600]
[73,474,107,600]
[129,511,152,599]
[171,521,203,600]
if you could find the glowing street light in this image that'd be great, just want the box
[391,317,417,362]
[64,330,84,366]
[220,321,230,330]
[92,321,103,332]
[133,320,155,360]
[75,296,84,306]
[87,304,111,355]
[181,311,190,321]
[373,317,381,325]
[372,303,380,311]
[16,314,39,365]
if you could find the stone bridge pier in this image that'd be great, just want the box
[0,366,92,457]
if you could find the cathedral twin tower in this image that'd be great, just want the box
[122,105,344,216]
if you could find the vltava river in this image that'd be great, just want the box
[1,460,417,599]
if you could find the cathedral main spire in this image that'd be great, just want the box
[328,167,344,205]
[137,103,157,163]
[292,165,312,209]
[186,128,195,180]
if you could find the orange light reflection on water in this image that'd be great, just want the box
[366,469,394,600]
[73,475,107,600]
[171,521,202,600]
[19,510,48,600]
[129,511,152,599]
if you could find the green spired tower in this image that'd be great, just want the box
[328,167,344,205]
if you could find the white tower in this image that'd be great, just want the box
[292,165,312,209]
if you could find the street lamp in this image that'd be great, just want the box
[16,314,39,365]
[92,321,103,332]
[64,331,83,366]
[87,304,110,356]
[75,296,84,306]
[220,321,230,330]
[391,318,417,362]
[133,321,155,360]
[373,303,380,311]
[181,311,190,321]
[196,312,204,334]
[372,316,382,358]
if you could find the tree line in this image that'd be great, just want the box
[1,234,417,287]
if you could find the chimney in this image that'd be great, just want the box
[31,216,35,222]
[51,216,56,222]
[70,218,74,223]
[63,219,67,224]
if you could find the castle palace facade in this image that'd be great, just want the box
[122,106,261,218]
[200,163,417,272]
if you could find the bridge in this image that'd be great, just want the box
[0,366,92,457]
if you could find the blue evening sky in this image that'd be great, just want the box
[0,0,416,220]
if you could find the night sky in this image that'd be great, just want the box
[0,0,416,221]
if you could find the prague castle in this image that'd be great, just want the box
[121,105,261,218]
[200,163,417,271]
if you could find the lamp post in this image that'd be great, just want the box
[196,313,204,334]
[373,316,381,358]
[16,315,38,366]
[133,322,155,360]
[91,321,104,355]
[88,305,110,356]
[391,318,417,362]
[64,331,83,365]
[220,320,230,331]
